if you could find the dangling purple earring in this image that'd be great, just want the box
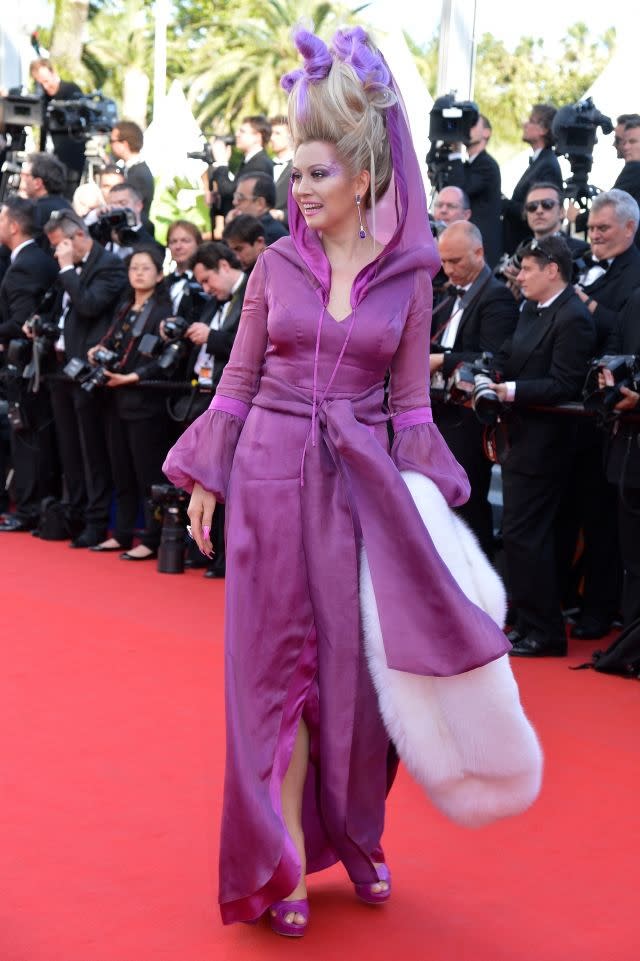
[355,194,366,239]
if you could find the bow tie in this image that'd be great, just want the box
[169,272,188,284]
[449,286,467,301]
[582,254,610,272]
[273,158,288,166]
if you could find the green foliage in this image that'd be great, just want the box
[150,176,211,246]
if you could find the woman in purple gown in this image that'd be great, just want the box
[164,27,541,937]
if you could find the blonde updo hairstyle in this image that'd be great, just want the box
[284,28,396,212]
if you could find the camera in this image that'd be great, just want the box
[46,93,118,139]
[163,316,190,341]
[80,346,120,393]
[552,97,613,205]
[89,207,138,247]
[187,134,235,164]
[583,354,640,416]
[446,352,503,425]
[150,484,190,574]
[427,94,479,191]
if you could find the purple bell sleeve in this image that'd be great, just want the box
[388,269,470,507]
[162,255,270,501]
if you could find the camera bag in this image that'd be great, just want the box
[574,617,640,679]
[37,497,83,541]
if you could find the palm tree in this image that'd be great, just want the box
[83,0,153,126]
[50,0,90,81]
[183,0,367,131]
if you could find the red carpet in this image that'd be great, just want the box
[1,534,639,961]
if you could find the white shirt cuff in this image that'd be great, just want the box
[505,381,516,402]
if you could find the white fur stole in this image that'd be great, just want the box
[359,469,543,828]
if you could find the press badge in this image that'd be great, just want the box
[198,364,213,387]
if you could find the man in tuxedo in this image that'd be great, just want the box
[0,197,59,531]
[182,241,248,577]
[229,174,288,245]
[222,215,266,273]
[502,104,563,254]
[487,236,596,656]
[269,115,293,225]
[19,152,71,234]
[42,209,128,547]
[430,221,519,557]
[235,115,273,178]
[444,115,503,267]
[29,58,85,192]
[558,189,640,638]
[615,119,640,245]
[104,183,161,257]
[602,289,640,625]
[109,121,155,221]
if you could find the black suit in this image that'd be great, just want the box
[613,162,640,247]
[238,149,273,178]
[46,243,128,528]
[40,80,86,186]
[494,286,596,641]
[259,212,288,245]
[446,152,503,266]
[502,148,563,254]
[604,289,640,623]
[0,242,60,523]
[125,161,155,221]
[432,267,519,556]
[101,294,174,549]
[558,244,640,626]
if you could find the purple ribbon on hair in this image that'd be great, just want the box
[280,29,332,115]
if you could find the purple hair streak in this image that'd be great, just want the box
[330,26,391,92]
[280,28,332,118]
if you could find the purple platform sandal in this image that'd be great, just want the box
[354,863,392,904]
[268,898,310,937]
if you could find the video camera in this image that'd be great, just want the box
[89,207,138,247]
[446,352,503,425]
[187,134,235,165]
[426,94,479,191]
[46,92,118,139]
[552,97,613,205]
[583,354,640,416]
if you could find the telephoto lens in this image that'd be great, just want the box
[157,504,186,573]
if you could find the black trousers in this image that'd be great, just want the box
[49,374,112,527]
[502,467,567,641]
[9,387,59,522]
[617,486,640,626]
[104,403,170,550]
[434,404,494,559]
[557,422,621,620]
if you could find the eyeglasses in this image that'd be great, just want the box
[434,202,463,211]
[524,199,559,212]
[233,192,255,203]
[520,238,559,265]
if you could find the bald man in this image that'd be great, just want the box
[432,186,472,227]
[430,221,519,558]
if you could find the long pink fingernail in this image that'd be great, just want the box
[203,525,211,538]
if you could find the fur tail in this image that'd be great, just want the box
[360,470,543,827]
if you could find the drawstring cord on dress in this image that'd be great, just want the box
[300,301,359,486]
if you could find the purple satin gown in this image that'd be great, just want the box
[163,235,510,923]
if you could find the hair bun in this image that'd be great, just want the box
[280,28,332,94]
[330,27,392,95]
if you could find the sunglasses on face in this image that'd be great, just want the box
[524,199,558,213]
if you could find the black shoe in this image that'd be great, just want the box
[509,633,567,658]
[0,515,36,532]
[204,565,225,578]
[571,617,611,640]
[70,526,107,548]
[90,541,130,553]
[505,628,527,645]
[119,548,157,561]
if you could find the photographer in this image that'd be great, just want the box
[90,247,174,560]
[166,220,208,323]
[442,115,503,267]
[430,221,518,558]
[222,215,266,274]
[227,173,288,244]
[19,152,71,234]
[487,236,596,656]
[109,121,155,222]
[500,182,589,299]
[0,197,59,531]
[43,209,127,547]
[615,117,640,245]
[431,186,471,228]
[502,104,563,255]
[235,115,273,177]
[102,183,160,257]
[602,289,640,625]
[29,59,85,194]
[177,241,248,577]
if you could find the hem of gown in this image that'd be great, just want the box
[219,624,320,925]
